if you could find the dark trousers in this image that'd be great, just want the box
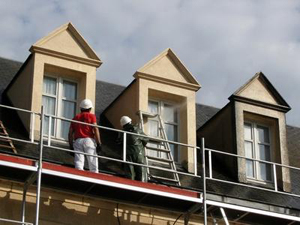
[125,150,147,182]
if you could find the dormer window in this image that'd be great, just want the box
[148,100,179,161]
[42,75,78,140]
[244,122,272,183]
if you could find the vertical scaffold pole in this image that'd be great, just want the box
[35,106,44,225]
[201,137,207,225]
[21,186,27,223]
[123,132,127,162]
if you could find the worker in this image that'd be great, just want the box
[120,116,149,182]
[68,99,101,173]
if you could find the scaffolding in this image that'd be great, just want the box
[0,103,299,225]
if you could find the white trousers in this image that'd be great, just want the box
[74,138,98,173]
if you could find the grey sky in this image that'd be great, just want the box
[0,0,299,126]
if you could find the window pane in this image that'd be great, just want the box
[165,124,178,161]
[246,160,254,178]
[62,101,76,119]
[244,141,253,158]
[258,144,272,181]
[60,101,76,139]
[165,124,177,141]
[148,120,159,137]
[258,144,270,161]
[259,163,272,181]
[43,77,56,95]
[163,104,177,123]
[42,96,55,136]
[257,125,269,143]
[42,96,56,115]
[63,81,77,100]
[244,123,252,140]
[147,120,159,157]
[148,101,158,114]
[43,116,55,136]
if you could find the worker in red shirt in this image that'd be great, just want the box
[68,99,101,173]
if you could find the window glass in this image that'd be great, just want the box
[259,163,272,181]
[246,160,254,178]
[258,144,270,161]
[163,104,177,123]
[165,123,178,161]
[147,120,160,157]
[43,77,57,95]
[245,141,254,178]
[42,96,56,136]
[61,101,76,139]
[244,141,253,158]
[257,125,269,143]
[148,101,158,114]
[244,123,252,140]
[148,120,159,137]
[63,81,77,100]
[165,124,176,141]
[42,96,56,115]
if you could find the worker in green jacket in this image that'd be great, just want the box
[120,116,149,182]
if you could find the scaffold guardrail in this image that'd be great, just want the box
[0,103,300,224]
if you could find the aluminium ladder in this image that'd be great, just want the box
[0,120,17,153]
[138,110,181,186]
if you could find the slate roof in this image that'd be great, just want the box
[0,57,23,101]
[1,57,300,217]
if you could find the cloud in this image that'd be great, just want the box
[0,0,300,126]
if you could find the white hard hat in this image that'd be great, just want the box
[120,116,132,127]
[80,99,93,109]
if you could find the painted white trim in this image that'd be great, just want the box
[0,160,37,172]
[207,200,300,222]
[41,168,202,203]
[244,121,273,183]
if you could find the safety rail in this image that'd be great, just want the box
[205,146,300,197]
[0,103,202,225]
[0,103,300,225]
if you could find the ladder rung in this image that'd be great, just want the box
[146,146,171,153]
[0,132,7,136]
[0,144,15,149]
[146,156,173,163]
[0,138,10,142]
[150,175,179,183]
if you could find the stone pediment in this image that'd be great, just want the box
[232,72,290,110]
[30,22,101,65]
[134,48,200,91]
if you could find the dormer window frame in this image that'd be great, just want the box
[147,99,180,162]
[244,119,274,186]
[42,73,79,141]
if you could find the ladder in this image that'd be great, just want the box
[0,121,17,153]
[138,110,181,186]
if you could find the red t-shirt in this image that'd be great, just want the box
[71,112,97,139]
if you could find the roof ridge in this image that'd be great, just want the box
[196,102,220,110]
[286,124,300,129]
[96,79,126,88]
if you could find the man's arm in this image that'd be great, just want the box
[93,122,102,145]
[68,126,74,150]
